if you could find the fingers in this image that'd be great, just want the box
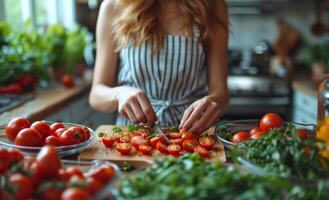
[179,107,194,129]
[180,99,209,131]
[130,98,147,123]
[137,93,157,126]
[120,104,138,124]
[189,103,220,133]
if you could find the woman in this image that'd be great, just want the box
[89,0,229,134]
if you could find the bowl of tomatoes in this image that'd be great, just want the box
[215,113,316,149]
[0,117,95,157]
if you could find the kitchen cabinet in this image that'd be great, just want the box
[292,90,317,124]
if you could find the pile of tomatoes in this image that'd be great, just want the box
[5,117,91,147]
[100,126,217,158]
[0,146,115,200]
[230,113,309,144]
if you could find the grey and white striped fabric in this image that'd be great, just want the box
[116,26,208,126]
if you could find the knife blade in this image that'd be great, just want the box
[153,123,169,143]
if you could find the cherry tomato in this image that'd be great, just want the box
[116,143,131,155]
[181,131,198,141]
[82,126,91,140]
[31,121,51,140]
[61,75,75,88]
[87,165,115,184]
[150,135,166,146]
[168,132,182,139]
[0,148,9,174]
[15,128,43,147]
[39,187,62,200]
[102,135,115,147]
[167,144,181,155]
[131,135,145,148]
[182,139,198,152]
[250,127,261,135]
[168,138,184,145]
[61,188,90,200]
[7,148,24,166]
[45,135,60,146]
[59,129,83,146]
[260,113,284,132]
[155,142,168,154]
[69,126,88,141]
[231,132,250,144]
[64,167,84,179]
[199,136,216,150]
[134,130,148,138]
[5,117,31,142]
[36,146,62,178]
[119,135,131,143]
[194,146,209,157]
[139,145,153,155]
[296,129,309,140]
[53,128,67,138]
[9,174,34,200]
[85,177,104,195]
[50,122,65,134]
[250,130,266,139]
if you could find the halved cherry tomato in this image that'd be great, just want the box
[116,143,131,155]
[181,131,198,141]
[15,128,43,147]
[87,165,115,184]
[150,135,166,146]
[9,174,34,200]
[260,113,284,132]
[0,148,9,174]
[102,135,115,147]
[167,144,181,155]
[168,132,182,139]
[5,117,31,142]
[119,135,131,143]
[131,135,145,148]
[53,128,67,138]
[156,142,168,154]
[31,121,51,140]
[231,131,250,144]
[199,136,216,150]
[134,130,148,138]
[59,129,83,146]
[250,127,261,135]
[36,146,62,178]
[194,146,209,158]
[250,130,266,139]
[139,145,153,155]
[61,188,89,200]
[182,139,198,152]
[296,129,309,140]
[50,122,65,134]
[168,138,184,145]
[45,135,60,146]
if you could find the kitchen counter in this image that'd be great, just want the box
[0,79,91,125]
[292,71,318,96]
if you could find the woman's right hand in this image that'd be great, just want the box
[117,87,157,126]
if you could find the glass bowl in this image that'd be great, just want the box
[0,122,95,157]
[214,119,316,149]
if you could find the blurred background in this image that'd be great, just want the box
[0,0,328,127]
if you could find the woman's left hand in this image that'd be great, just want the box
[179,97,221,134]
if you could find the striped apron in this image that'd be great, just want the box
[116,26,208,126]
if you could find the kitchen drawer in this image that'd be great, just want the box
[292,108,316,125]
[293,91,317,117]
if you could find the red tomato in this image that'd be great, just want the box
[31,121,51,140]
[39,188,62,200]
[296,129,309,140]
[36,146,62,178]
[45,135,60,146]
[82,126,91,140]
[139,145,153,155]
[64,167,84,179]
[50,122,65,134]
[5,117,31,142]
[260,113,284,132]
[0,83,22,94]
[87,165,115,184]
[85,177,104,195]
[150,135,166,146]
[181,131,198,141]
[59,129,83,146]
[0,148,9,174]
[167,144,181,155]
[182,139,198,152]
[61,75,75,88]
[250,127,261,135]
[155,142,168,154]
[194,146,209,158]
[116,143,131,155]
[15,128,43,147]
[199,136,216,150]
[131,135,145,148]
[119,135,131,143]
[168,132,182,139]
[9,174,34,200]
[102,135,115,147]
[69,126,88,141]
[61,188,90,200]
[231,132,250,144]
[134,130,148,138]
[250,130,266,139]
[7,148,24,166]
[168,138,184,145]
[53,128,67,138]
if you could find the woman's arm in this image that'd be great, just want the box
[180,1,229,133]
[89,0,157,125]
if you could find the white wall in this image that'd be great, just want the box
[228,1,329,49]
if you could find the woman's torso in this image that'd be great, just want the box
[116,26,208,126]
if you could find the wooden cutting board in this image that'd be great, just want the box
[78,125,226,164]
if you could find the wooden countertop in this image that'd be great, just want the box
[0,79,91,125]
